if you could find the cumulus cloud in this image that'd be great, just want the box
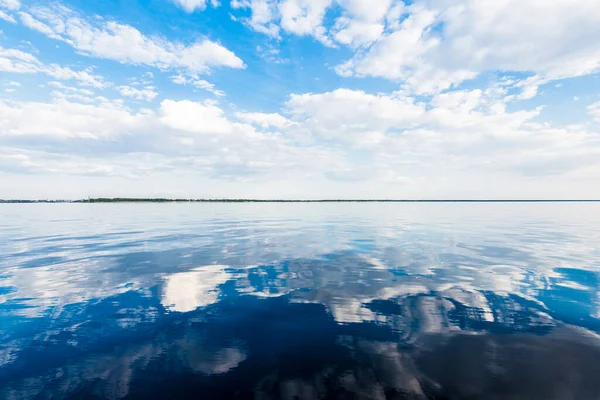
[334,6,476,93]
[3,82,599,199]
[0,98,150,139]
[331,0,392,48]
[0,95,351,197]
[231,0,334,44]
[278,0,334,45]
[171,0,219,13]
[231,0,281,37]
[159,99,234,134]
[17,5,244,74]
[287,88,425,134]
[284,88,600,182]
[337,0,600,92]
[231,0,600,93]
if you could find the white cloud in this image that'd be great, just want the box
[178,40,244,71]
[256,43,290,64]
[0,98,150,139]
[231,0,334,44]
[18,5,244,74]
[0,9,16,23]
[230,0,600,93]
[332,17,384,48]
[284,88,600,184]
[171,74,187,85]
[588,102,600,122]
[170,0,219,13]
[278,0,334,45]
[287,88,426,135]
[45,65,106,88]
[331,0,393,48]
[0,95,347,195]
[0,0,19,10]
[159,99,234,134]
[47,81,95,99]
[334,6,477,93]
[516,85,538,101]
[19,11,61,38]
[235,111,293,129]
[0,46,105,87]
[1,83,600,198]
[0,47,39,66]
[50,90,96,103]
[170,74,225,96]
[337,0,600,93]
[231,0,281,37]
[337,0,393,23]
[189,79,225,96]
[118,85,158,101]
[128,71,154,86]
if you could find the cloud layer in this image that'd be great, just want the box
[1,0,600,198]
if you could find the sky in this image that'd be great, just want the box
[1,0,600,200]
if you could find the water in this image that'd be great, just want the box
[1,203,599,399]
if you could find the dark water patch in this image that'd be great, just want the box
[1,293,598,399]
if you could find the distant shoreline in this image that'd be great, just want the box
[1,198,600,203]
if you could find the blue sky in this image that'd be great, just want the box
[1,0,600,199]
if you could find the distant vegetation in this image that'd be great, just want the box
[76,198,189,203]
[76,198,386,203]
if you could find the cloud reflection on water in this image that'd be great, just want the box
[0,203,599,399]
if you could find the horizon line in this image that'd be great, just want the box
[2,198,600,203]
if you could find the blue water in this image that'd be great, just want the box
[1,203,600,399]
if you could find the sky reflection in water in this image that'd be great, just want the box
[1,203,600,399]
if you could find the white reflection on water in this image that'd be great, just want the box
[162,265,231,312]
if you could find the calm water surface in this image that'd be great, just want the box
[1,203,600,399]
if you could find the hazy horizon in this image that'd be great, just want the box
[3,197,600,202]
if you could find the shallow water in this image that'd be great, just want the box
[1,203,600,399]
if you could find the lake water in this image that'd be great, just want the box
[1,203,600,399]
